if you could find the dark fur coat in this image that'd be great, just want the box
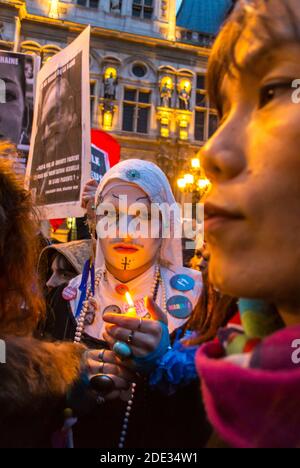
[0,335,85,447]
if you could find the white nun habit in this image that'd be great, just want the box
[67,159,202,339]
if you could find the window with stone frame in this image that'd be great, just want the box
[194,73,218,141]
[122,88,151,134]
[132,0,154,20]
[194,110,206,142]
[76,0,99,8]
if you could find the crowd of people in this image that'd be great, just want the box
[1,0,300,449]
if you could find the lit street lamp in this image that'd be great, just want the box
[177,157,211,202]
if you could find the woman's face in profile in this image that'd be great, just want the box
[202,1,300,308]
[0,62,25,144]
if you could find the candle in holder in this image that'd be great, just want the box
[125,292,137,317]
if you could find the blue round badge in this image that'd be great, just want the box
[166,295,193,319]
[170,274,195,292]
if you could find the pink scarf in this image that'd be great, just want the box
[196,324,300,448]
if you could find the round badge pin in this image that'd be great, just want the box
[170,274,195,292]
[166,295,193,319]
[115,284,129,296]
[102,304,122,316]
[62,286,77,301]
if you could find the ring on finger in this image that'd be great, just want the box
[98,349,105,362]
[127,330,135,345]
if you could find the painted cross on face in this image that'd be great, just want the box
[121,257,131,270]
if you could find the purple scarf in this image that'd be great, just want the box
[196,324,300,448]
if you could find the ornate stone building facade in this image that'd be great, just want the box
[0,0,232,192]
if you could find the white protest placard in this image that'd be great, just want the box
[25,27,91,219]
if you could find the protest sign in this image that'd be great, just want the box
[25,27,91,219]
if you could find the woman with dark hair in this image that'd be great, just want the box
[196,0,300,448]
[0,151,43,335]
[0,142,84,447]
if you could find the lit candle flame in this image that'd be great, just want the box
[125,292,137,317]
[125,292,134,307]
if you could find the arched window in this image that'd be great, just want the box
[20,40,41,56]
[20,42,61,64]
[42,45,61,64]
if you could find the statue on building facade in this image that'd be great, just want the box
[104,72,117,100]
[178,86,191,110]
[160,82,173,108]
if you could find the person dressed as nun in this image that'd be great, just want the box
[71,159,201,342]
[45,160,211,448]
